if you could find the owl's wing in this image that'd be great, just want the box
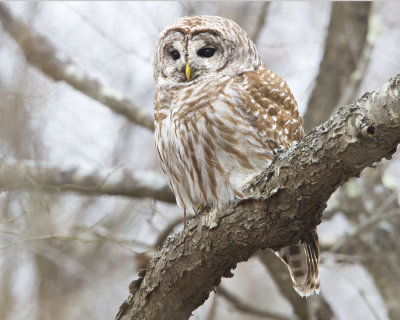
[234,67,304,151]
[232,68,320,296]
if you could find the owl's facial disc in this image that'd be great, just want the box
[159,30,233,84]
[154,16,263,87]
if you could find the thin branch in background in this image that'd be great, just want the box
[329,208,400,253]
[251,2,270,45]
[63,3,151,63]
[132,215,186,270]
[153,216,184,249]
[321,207,344,220]
[205,292,218,320]
[373,190,398,214]
[0,3,154,130]
[359,289,381,320]
[130,2,164,36]
[257,250,336,320]
[0,229,150,253]
[321,178,400,320]
[217,286,295,320]
[29,242,94,282]
[0,158,175,203]
[323,264,381,320]
[320,252,362,264]
[257,250,308,320]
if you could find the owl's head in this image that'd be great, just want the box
[154,15,262,87]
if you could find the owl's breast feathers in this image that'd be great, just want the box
[154,66,304,213]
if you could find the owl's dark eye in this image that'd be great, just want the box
[170,50,181,60]
[197,47,215,58]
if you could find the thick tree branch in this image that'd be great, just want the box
[116,76,400,320]
[0,158,175,203]
[0,3,154,130]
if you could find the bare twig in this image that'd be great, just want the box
[63,3,151,63]
[0,158,175,203]
[153,216,184,249]
[329,208,400,253]
[0,3,154,130]
[323,181,400,319]
[217,286,295,320]
[251,2,270,45]
[257,250,308,320]
[0,230,150,252]
[257,250,336,320]
[205,293,218,320]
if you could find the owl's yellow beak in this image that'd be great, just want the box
[185,62,191,81]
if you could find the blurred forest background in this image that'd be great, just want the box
[0,2,400,320]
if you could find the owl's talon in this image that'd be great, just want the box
[195,203,204,216]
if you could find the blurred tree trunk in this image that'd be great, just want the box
[304,2,371,132]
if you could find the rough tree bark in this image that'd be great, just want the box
[116,75,400,320]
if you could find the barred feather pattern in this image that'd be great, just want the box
[153,15,319,297]
[276,229,320,296]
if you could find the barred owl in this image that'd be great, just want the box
[153,15,319,296]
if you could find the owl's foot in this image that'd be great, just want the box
[182,204,211,227]
[196,203,204,215]
[195,203,211,216]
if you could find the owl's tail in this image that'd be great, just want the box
[275,230,320,297]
